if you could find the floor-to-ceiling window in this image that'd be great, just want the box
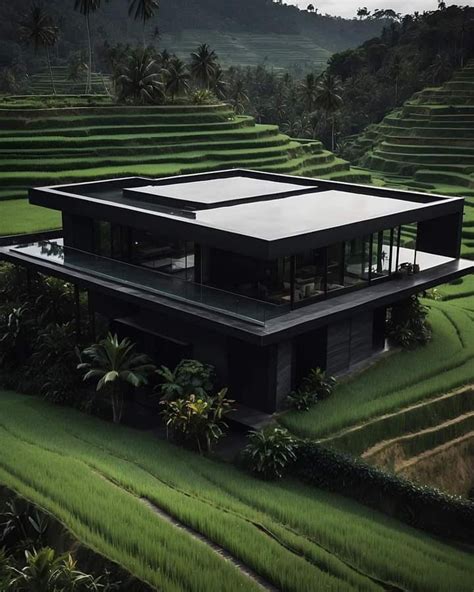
[344,237,370,287]
[293,248,326,303]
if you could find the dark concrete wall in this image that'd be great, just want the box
[417,212,463,259]
[326,312,374,374]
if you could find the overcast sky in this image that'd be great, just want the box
[287,0,456,19]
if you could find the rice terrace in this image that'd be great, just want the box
[0,1,473,591]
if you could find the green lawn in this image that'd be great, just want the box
[0,391,473,592]
[0,198,61,236]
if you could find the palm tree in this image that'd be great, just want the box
[190,43,218,89]
[128,0,159,47]
[115,49,164,104]
[18,3,59,94]
[299,72,317,111]
[78,333,156,424]
[164,57,190,101]
[230,79,249,114]
[210,64,227,99]
[314,71,344,151]
[74,0,102,94]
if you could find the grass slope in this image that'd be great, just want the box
[281,299,474,442]
[0,391,473,592]
[0,97,368,236]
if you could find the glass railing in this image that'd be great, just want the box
[11,241,286,326]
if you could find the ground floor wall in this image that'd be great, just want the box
[90,292,387,414]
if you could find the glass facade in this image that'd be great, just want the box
[90,219,421,310]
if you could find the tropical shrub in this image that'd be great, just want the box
[286,367,336,411]
[78,334,156,424]
[156,359,214,401]
[387,295,432,349]
[191,89,217,104]
[0,305,35,368]
[242,427,299,480]
[161,388,234,454]
[8,547,104,592]
[286,389,317,411]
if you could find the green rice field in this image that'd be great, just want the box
[0,97,367,236]
[0,391,473,592]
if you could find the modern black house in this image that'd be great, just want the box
[2,169,472,412]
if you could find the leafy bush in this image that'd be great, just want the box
[156,359,215,401]
[242,427,299,480]
[387,295,432,349]
[191,89,217,104]
[286,389,318,411]
[161,388,233,454]
[295,442,474,544]
[8,547,105,591]
[286,367,336,410]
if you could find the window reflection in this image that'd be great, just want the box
[327,243,344,292]
[294,248,326,302]
[344,237,370,287]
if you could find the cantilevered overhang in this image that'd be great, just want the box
[1,243,472,346]
[29,169,465,260]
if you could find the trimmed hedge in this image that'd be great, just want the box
[294,441,474,544]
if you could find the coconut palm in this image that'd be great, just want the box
[314,71,344,151]
[190,43,218,89]
[299,72,317,111]
[18,3,59,94]
[128,0,159,47]
[78,333,156,424]
[210,64,227,99]
[74,0,102,94]
[229,79,249,114]
[164,57,190,101]
[115,49,164,104]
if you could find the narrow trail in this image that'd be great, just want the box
[142,497,279,592]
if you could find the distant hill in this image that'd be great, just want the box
[0,0,386,72]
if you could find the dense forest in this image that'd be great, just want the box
[0,0,385,72]
[223,5,474,153]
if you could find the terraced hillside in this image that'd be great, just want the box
[0,97,368,236]
[161,30,331,70]
[28,66,110,95]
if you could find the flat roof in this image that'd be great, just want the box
[29,169,465,259]
[190,189,427,240]
[126,175,308,208]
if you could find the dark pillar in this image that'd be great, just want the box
[88,290,96,341]
[417,212,463,259]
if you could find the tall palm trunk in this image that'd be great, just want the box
[331,116,335,152]
[85,13,93,94]
[45,47,56,95]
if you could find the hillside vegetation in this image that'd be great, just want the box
[0,97,368,236]
[351,59,474,259]
[0,0,385,73]
[0,390,473,592]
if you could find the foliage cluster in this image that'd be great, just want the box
[0,494,119,591]
[242,427,299,480]
[0,264,91,406]
[295,441,474,544]
[387,295,432,349]
[161,388,234,454]
[287,367,336,411]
